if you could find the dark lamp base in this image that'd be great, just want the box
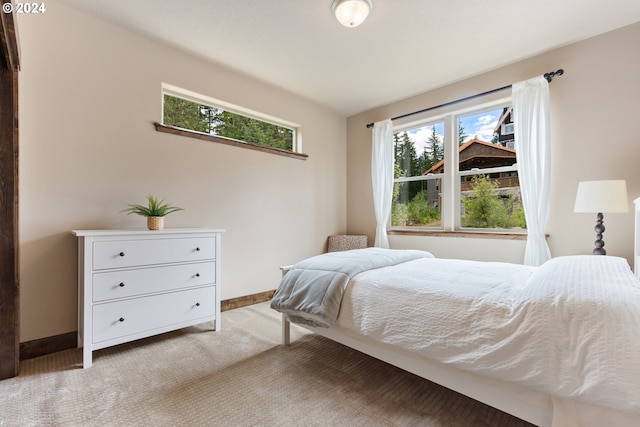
[593,212,606,256]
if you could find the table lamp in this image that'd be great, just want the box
[573,180,629,255]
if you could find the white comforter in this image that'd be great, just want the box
[336,254,640,414]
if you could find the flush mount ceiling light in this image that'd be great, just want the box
[331,0,373,28]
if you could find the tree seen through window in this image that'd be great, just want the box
[163,94,294,151]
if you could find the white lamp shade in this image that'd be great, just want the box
[573,180,629,213]
[332,0,372,27]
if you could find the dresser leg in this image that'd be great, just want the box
[83,346,92,369]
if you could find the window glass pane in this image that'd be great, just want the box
[458,108,515,171]
[459,174,525,229]
[391,122,444,228]
[163,94,295,151]
[394,123,444,177]
[392,177,442,227]
[163,95,211,134]
[457,107,525,230]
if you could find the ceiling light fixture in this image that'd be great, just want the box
[331,0,373,28]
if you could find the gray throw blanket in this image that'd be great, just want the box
[270,247,434,328]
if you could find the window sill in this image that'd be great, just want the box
[388,229,529,240]
[154,123,309,160]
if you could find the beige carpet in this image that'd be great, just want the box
[1,302,535,426]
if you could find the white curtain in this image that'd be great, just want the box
[512,76,552,266]
[371,119,394,248]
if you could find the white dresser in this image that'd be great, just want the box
[72,228,224,368]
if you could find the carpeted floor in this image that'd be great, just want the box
[1,302,535,426]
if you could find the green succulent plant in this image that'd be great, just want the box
[120,194,184,217]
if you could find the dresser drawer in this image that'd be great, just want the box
[93,237,215,270]
[92,261,215,302]
[92,286,216,344]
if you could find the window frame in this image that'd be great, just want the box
[159,84,305,158]
[390,97,524,234]
[502,122,515,135]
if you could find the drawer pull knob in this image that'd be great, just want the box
[195,273,200,277]
[119,317,125,322]
[119,252,125,257]
[196,302,200,307]
[196,247,200,251]
[119,282,125,287]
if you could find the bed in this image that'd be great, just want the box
[271,225,640,426]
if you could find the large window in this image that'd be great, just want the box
[391,101,525,232]
[161,84,300,153]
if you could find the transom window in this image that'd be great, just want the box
[391,100,525,232]
[161,84,300,153]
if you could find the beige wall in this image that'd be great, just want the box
[347,23,640,264]
[17,3,346,341]
[17,5,640,343]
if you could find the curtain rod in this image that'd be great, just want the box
[365,69,564,129]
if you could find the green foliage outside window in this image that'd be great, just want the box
[461,175,526,229]
[407,191,440,225]
[163,94,294,151]
[392,193,441,227]
[163,96,210,134]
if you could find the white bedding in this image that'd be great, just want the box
[336,254,640,415]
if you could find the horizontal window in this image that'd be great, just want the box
[161,84,302,155]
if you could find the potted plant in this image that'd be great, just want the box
[120,194,184,230]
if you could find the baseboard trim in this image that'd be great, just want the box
[221,290,275,312]
[20,332,77,361]
[19,290,277,361]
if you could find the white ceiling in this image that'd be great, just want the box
[57,0,640,116]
